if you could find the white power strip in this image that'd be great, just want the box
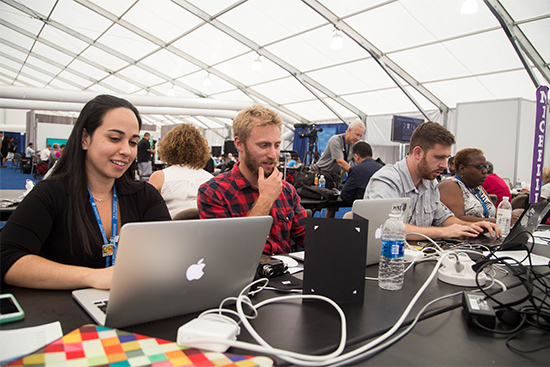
[437,253,487,287]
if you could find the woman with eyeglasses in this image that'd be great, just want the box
[438,148,497,223]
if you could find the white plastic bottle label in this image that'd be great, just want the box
[380,239,405,259]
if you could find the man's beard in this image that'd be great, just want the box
[243,146,277,177]
[417,155,441,180]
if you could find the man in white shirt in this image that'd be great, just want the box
[40,144,51,162]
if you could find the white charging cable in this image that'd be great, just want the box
[179,251,463,366]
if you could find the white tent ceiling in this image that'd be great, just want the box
[0,0,549,131]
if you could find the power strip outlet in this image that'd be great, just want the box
[438,253,487,287]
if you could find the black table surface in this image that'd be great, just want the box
[1,257,546,366]
[356,284,549,366]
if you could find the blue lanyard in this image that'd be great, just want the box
[455,174,489,218]
[88,185,118,267]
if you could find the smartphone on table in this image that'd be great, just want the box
[0,293,25,324]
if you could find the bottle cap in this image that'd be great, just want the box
[389,208,401,217]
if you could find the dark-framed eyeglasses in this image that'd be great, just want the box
[465,163,489,171]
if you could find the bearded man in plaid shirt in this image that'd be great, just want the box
[198,104,306,255]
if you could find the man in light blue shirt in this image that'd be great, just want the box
[25,143,36,158]
[365,121,500,240]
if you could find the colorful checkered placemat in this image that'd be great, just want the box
[6,325,273,367]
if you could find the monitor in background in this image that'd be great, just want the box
[223,140,238,155]
[391,116,424,143]
[211,146,222,156]
[46,138,68,147]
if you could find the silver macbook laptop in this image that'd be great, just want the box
[72,216,272,328]
[351,198,411,266]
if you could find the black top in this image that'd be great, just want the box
[137,138,151,163]
[0,178,171,282]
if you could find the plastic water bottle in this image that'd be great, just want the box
[496,196,512,236]
[318,175,326,188]
[378,209,406,291]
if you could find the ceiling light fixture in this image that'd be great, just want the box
[331,29,343,50]
[203,72,212,87]
[252,54,262,71]
[460,0,478,14]
[167,84,175,96]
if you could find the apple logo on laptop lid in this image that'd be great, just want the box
[375,225,383,240]
[186,258,206,281]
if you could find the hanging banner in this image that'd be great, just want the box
[530,85,548,203]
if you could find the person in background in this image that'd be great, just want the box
[315,120,365,179]
[1,136,14,167]
[225,152,236,163]
[448,156,455,175]
[365,122,500,240]
[440,156,455,178]
[149,124,213,218]
[438,148,496,223]
[540,166,550,202]
[137,132,155,177]
[286,153,298,168]
[204,152,216,173]
[481,161,511,206]
[40,144,52,163]
[198,104,306,255]
[25,143,37,158]
[316,120,366,218]
[340,142,383,204]
[1,95,171,290]
[224,152,236,172]
[48,143,60,169]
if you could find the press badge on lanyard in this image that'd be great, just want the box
[88,185,119,267]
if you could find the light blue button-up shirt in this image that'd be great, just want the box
[364,158,453,227]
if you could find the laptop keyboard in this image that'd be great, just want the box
[94,300,108,314]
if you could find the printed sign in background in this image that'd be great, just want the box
[530,86,548,203]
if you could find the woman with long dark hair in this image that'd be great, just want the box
[1,95,171,290]
[1,136,13,167]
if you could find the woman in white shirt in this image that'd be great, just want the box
[149,123,213,218]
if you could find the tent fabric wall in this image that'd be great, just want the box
[455,98,549,187]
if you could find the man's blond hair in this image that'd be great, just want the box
[233,104,283,144]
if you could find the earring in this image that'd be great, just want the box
[82,146,87,150]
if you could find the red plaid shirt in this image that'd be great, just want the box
[198,162,306,255]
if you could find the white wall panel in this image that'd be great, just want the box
[455,98,549,190]
[36,122,74,150]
